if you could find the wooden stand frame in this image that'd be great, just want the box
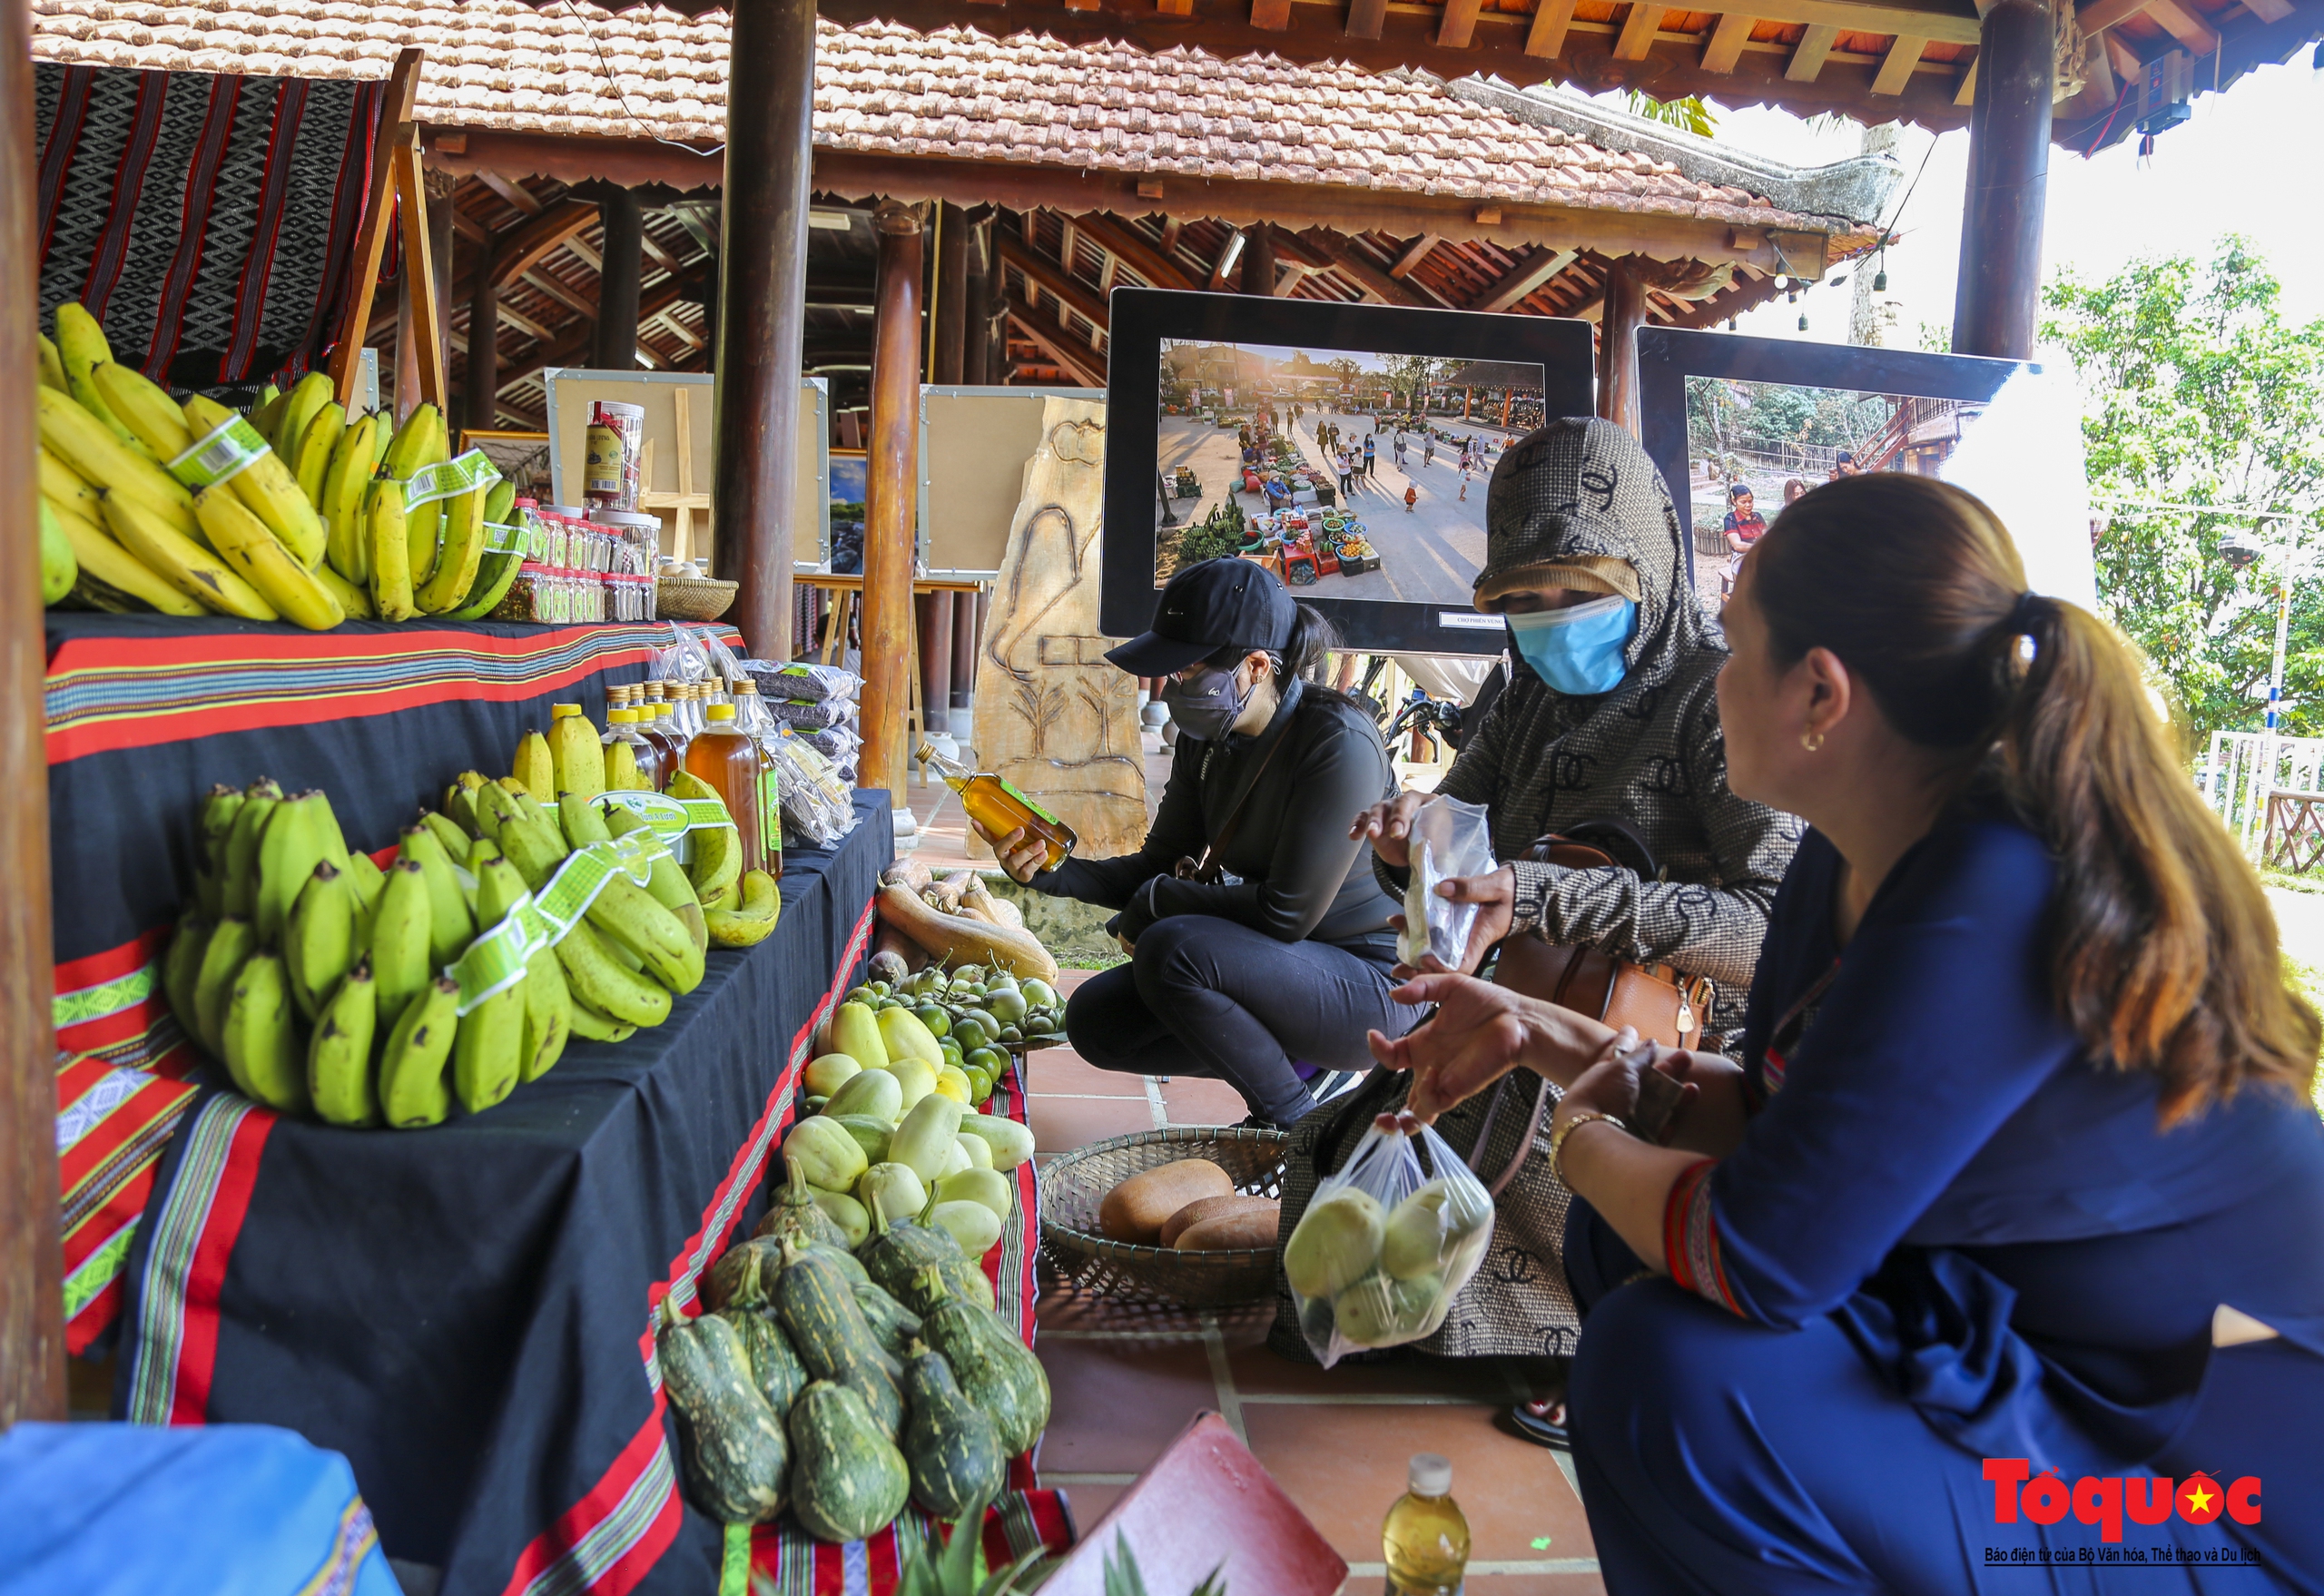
[327,50,445,415]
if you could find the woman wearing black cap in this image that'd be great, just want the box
[974,557,1408,1129]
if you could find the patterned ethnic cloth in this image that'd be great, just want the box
[1273,417,1803,1361]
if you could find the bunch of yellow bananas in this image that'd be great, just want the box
[37,302,524,629]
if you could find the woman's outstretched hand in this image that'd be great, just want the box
[1554,1032,1699,1143]
[1348,791,1433,872]
[1366,972,1541,1122]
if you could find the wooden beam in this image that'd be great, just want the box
[862,202,921,796]
[329,48,423,408]
[1787,22,1841,79]
[1702,12,1756,72]
[2142,0,2219,53]
[1346,0,1388,38]
[1615,1,1664,60]
[1955,55,1978,104]
[519,269,596,322]
[1072,212,1196,291]
[1470,245,1578,312]
[497,300,558,346]
[1251,0,1293,28]
[1208,230,1246,291]
[1525,0,1579,56]
[1241,221,1276,296]
[1389,233,1441,278]
[638,229,682,277]
[476,168,543,215]
[465,232,498,432]
[1439,0,1484,48]
[446,204,486,245]
[1872,33,1928,93]
[488,201,598,290]
[1298,229,1444,308]
[393,128,448,409]
[498,282,689,396]
[995,230,1111,330]
[1004,293,1106,386]
[594,186,645,370]
[2241,0,2294,22]
[1952,0,2050,360]
[1597,257,1648,435]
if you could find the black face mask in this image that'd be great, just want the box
[1161,664,1256,742]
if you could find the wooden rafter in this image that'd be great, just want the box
[1526,0,1579,56]
[1004,292,1106,385]
[1299,228,1445,308]
[1207,230,1246,291]
[1389,233,1441,278]
[1470,245,1579,312]
[1787,22,1841,79]
[1073,212,1196,290]
[476,169,543,215]
[489,201,597,289]
[1871,33,1928,94]
[995,230,1111,330]
[1615,2,1664,60]
[1701,11,1756,71]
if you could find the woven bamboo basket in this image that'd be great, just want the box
[655,575,737,621]
[1039,1126,1288,1309]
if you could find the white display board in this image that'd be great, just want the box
[919,386,1104,577]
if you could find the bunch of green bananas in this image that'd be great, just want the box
[38,303,522,627]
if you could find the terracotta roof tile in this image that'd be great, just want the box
[29,0,1854,230]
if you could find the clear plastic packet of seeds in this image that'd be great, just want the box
[1395,795,1495,970]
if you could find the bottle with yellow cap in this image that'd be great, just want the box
[547,702,607,801]
[734,679,784,880]
[683,701,769,878]
[602,706,661,791]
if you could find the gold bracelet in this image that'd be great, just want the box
[1550,1111,1627,1178]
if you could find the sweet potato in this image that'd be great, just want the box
[876,882,1059,982]
[960,873,1024,931]
[1158,1193,1277,1248]
[1099,1159,1235,1245]
[1174,1206,1283,1252]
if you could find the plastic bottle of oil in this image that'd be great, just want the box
[603,706,664,791]
[684,702,768,878]
[915,742,1078,872]
[1383,1453,1470,1596]
[733,679,784,880]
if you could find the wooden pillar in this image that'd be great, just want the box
[1462,386,1472,419]
[394,266,419,422]
[916,590,954,734]
[949,588,978,731]
[712,0,812,659]
[1596,257,1648,437]
[1241,222,1275,297]
[861,203,924,795]
[426,169,457,390]
[961,216,991,387]
[1952,0,2054,360]
[595,186,644,371]
[465,235,498,433]
[932,202,968,387]
[0,0,63,1429]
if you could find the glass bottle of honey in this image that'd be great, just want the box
[916,743,1078,872]
[684,703,768,878]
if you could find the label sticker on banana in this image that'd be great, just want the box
[405,448,502,509]
[595,790,734,868]
[448,890,544,1014]
[482,520,527,554]
[444,830,671,1008]
[167,414,272,489]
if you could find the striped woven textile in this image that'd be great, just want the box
[34,62,384,393]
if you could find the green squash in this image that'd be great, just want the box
[658,1313,787,1524]
[862,1197,995,1315]
[702,1237,783,1313]
[851,1278,924,1363]
[911,1266,1050,1457]
[720,1306,809,1418]
[901,1340,1007,1519]
[754,1158,852,1255]
[773,1237,904,1438]
[788,1380,911,1543]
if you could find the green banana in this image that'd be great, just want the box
[310,791,352,874]
[223,951,308,1113]
[307,958,379,1128]
[466,833,501,880]
[255,791,330,947]
[221,779,282,920]
[521,948,572,1079]
[193,784,243,921]
[343,849,386,926]
[419,809,472,864]
[674,772,743,903]
[417,477,489,614]
[378,976,459,1128]
[470,779,526,843]
[369,859,432,1031]
[442,777,481,838]
[162,911,212,1040]
[484,478,517,527]
[592,876,703,996]
[565,989,637,1044]
[399,823,476,970]
[557,793,613,847]
[285,861,354,1021]
[494,815,567,894]
[508,786,565,852]
[605,806,708,958]
[553,919,672,1029]
[271,372,337,479]
[453,982,524,1115]
[382,403,448,585]
[192,917,256,1059]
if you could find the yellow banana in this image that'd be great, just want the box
[40,500,77,606]
[417,478,489,613]
[223,951,309,1112]
[511,730,555,801]
[36,331,67,394]
[365,478,415,622]
[36,387,199,536]
[369,858,433,1032]
[521,949,572,1080]
[91,362,194,460]
[321,410,379,584]
[591,875,702,994]
[706,871,782,948]
[291,400,346,513]
[40,446,101,519]
[182,393,326,570]
[383,404,448,585]
[55,302,153,458]
[192,488,344,630]
[547,707,608,801]
[271,372,336,474]
[315,561,372,620]
[100,491,278,620]
[47,497,205,616]
[379,977,460,1128]
[307,958,379,1128]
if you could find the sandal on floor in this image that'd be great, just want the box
[1497,1399,1570,1451]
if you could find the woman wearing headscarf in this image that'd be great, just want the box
[1275,418,1797,1447]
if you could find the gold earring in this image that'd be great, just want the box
[1801,727,1825,753]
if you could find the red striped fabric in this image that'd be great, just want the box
[166,1101,274,1424]
[82,68,170,320]
[143,72,242,379]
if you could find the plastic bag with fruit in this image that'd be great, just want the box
[1283,1110,1494,1368]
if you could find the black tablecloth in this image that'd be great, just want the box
[114,797,890,1596]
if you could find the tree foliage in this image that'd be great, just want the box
[2043,239,2324,738]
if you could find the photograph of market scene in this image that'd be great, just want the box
[1155,341,1546,606]
[1683,377,1979,611]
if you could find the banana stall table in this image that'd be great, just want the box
[44,613,1065,1596]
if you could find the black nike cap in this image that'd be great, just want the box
[1105,557,1296,676]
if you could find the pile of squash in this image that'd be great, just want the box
[658,1149,1050,1541]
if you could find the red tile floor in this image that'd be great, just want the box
[1025,969,1606,1594]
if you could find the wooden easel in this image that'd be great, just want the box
[636,388,714,565]
[326,49,444,415]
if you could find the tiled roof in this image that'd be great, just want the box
[29,1,1853,232]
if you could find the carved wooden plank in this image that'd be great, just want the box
[1346,0,1388,38]
[1786,22,1840,79]
[1702,12,1756,71]
[1615,1,1664,59]
[1871,32,1926,93]
[1439,0,1484,47]
[971,398,1148,863]
[1525,0,1580,56]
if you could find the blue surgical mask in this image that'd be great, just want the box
[1162,664,1256,742]
[1505,596,1637,695]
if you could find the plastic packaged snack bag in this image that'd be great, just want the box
[744,659,862,704]
[1284,1111,1496,1367]
[1396,795,1495,970]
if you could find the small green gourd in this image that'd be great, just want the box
[900,1340,1007,1519]
[657,1313,787,1523]
[773,1236,904,1438]
[912,1265,1051,1456]
[852,1278,925,1362]
[862,1197,996,1315]
[702,1236,783,1313]
[755,1158,852,1254]
[788,1380,911,1543]
[721,1306,809,1418]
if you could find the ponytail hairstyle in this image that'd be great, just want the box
[1204,602,1362,710]
[1750,474,2319,1126]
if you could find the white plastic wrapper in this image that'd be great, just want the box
[1396,795,1495,970]
[1285,1112,1496,1368]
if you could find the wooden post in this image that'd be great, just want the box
[426,168,457,392]
[465,234,498,432]
[861,202,924,795]
[595,185,644,371]
[962,215,993,387]
[1241,221,1275,297]
[394,266,419,422]
[933,202,968,387]
[949,588,978,736]
[329,48,422,409]
[712,0,812,659]
[1596,257,1648,436]
[391,128,446,412]
[916,590,954,734]
[0,0,62,1431]
[1952,0,2053,360]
